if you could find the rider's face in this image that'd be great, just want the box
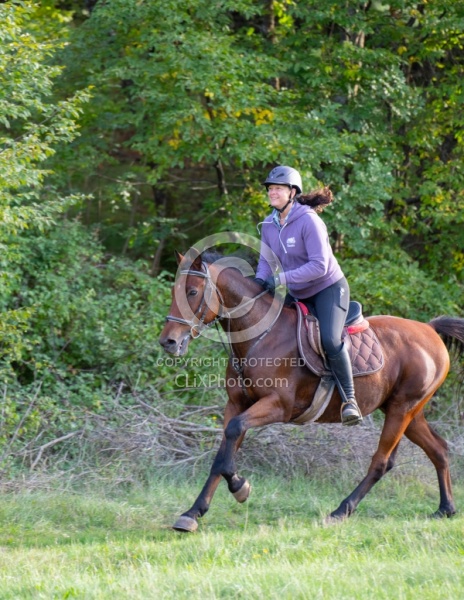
[267,184,294,210]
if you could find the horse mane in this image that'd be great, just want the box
[200,249,258,269]
[199,249,279,299]
[200,250,224,264]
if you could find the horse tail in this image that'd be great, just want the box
[428,315,464,357]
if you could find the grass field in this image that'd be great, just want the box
[0,470,463,599]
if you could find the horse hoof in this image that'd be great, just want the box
[172,515,198,532]
[323,513,347,526]
[430,509,456,519]
[233,480,251,503]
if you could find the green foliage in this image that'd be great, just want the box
[0,4,174,452]
[0,2,91,230]
[0,1,92,395]
[2,0,464,475]
[343,251,461,320]
[0,219,176,460]
[48,0,464,296]
[2,220,173,390]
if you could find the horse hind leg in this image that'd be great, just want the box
[385,441,401,473]
[403,411,456,518]
[326,410,415,522]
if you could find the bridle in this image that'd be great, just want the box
[165,264,224,339]
[165,262,268,340]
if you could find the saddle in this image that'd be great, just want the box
[292,301,384,425]
[295,301,384,378]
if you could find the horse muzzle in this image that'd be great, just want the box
[159,332,191,356]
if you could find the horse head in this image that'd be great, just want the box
[159,251,224,356]
[159,249,281,355]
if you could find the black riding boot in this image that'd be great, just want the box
[327,344,363,426]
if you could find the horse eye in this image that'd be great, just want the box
[188,289,198,297]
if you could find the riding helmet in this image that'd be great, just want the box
[263,166,302,194]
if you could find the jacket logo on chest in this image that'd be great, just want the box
[286,236,296,247]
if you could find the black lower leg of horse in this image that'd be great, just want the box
[173,438,233,532]
[202,415,252,502]
[385,442,400,473]
[328,459,387,520]
[218,415,247,491]
[404,413,455,517]
[174,394,285,531]
[173,416,248,531]
[173,472,223,532]
[220,393,288,495]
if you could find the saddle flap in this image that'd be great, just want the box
[295,304,327,376]
[294,302,384,378]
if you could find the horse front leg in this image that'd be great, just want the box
[173,434,250,532]
[173,392,287,531]
[173,398,247,532]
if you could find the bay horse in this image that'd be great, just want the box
[159,250,464,532]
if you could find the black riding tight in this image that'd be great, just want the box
[289,277,350,358]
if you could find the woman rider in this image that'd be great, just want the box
[255,165,363,426]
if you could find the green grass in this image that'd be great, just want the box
[0,472,463,599]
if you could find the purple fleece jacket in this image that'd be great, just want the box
[256,202,344,299]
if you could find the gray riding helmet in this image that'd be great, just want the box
[263,166,302,194]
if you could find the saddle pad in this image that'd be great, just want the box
[295,303,384,378]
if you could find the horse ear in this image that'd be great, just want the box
[184,247,203,271]
[175,251,184,265]
[192,252,203,271]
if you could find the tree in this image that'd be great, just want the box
[52,2,462,304]
[0,1,89,379]
[17,0,464,307]
[0,0,463,471]
[0,2,90,233]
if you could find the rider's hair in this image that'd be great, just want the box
[297,186,333,213]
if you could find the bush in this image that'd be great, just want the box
[2,220,174,391]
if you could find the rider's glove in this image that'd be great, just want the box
[263,274,282,292]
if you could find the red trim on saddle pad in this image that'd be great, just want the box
[295,301,310,317]
[346,322,369,334]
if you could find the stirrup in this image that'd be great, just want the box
[341,400,363,426]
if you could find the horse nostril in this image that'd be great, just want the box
[159,337,177,350]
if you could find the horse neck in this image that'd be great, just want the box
[215,271,277,357]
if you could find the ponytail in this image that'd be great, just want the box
[297,186,333,213]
